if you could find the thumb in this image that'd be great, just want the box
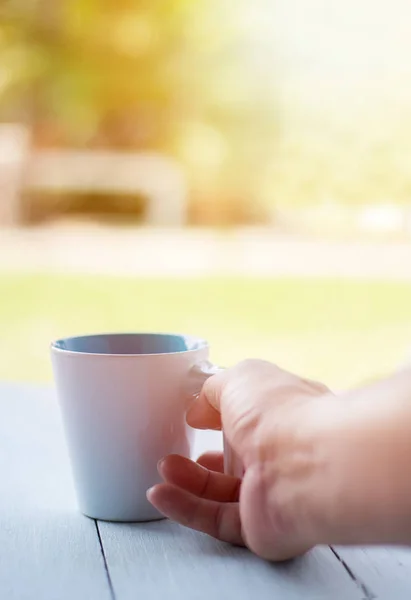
[186,370,227,430]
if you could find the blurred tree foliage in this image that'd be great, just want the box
[0,0,279,222]
[1,1,411,218]
[0,0,278,148]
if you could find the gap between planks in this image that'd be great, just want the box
[92,518,377,600]
[330,546,376,600]
[95,520,116,600]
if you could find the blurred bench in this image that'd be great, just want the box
[0,124,30,225]
[0,125,188,226]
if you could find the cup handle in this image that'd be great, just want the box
[188,361,244,479]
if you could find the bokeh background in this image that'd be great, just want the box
[1,0,411,388]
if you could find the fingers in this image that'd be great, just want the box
[196,451,224,473]
[187,360,275,434]
[147,483,244,546]
[186,401,222,430]
[158,454,241,503]
[187,360,330,431]
[186,370,226,430]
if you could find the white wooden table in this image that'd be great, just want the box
[2,383,411,599]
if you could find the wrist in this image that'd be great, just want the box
[313,373,411,545]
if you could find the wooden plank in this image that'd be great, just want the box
[100,521,367,600]
[0,383,111,600]
[333,545,411,600]
[4,383,407,600]
[99,430,364,600]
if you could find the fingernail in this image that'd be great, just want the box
[146,487,155,501]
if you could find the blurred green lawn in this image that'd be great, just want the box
[2,274,411,389]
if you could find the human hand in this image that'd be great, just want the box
[147,359,333,560]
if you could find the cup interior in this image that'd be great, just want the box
[52,333,207,356]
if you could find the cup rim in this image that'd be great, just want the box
[50,332,209,358]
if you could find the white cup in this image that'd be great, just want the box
[51,333,209,522]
